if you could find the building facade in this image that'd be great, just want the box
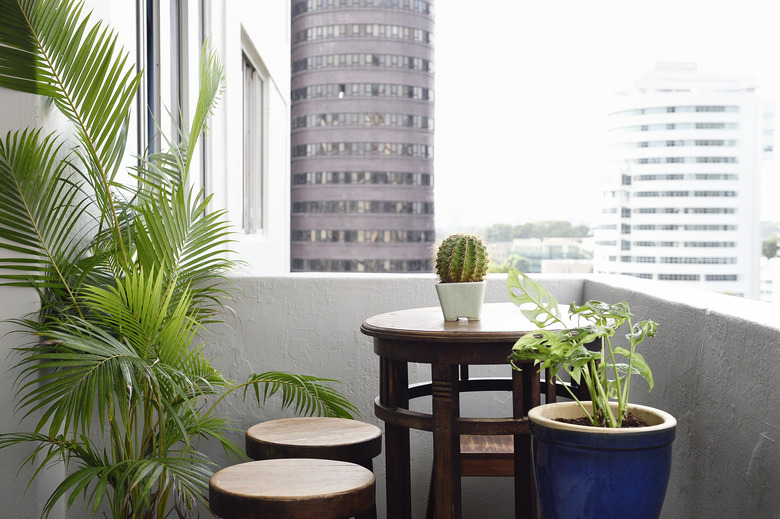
[594,63,774,298]
[290,0,435,272]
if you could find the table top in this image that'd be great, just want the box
[361,303,548,364]
[361,303,538,343]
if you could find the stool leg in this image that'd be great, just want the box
[355,503,377,519]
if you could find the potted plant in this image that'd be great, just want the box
[506,269,676,519]
[434,234,489,321]
[0,1,356,517]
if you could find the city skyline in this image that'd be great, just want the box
[433,0,780,229]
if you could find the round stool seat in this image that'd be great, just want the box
[209,458,375,519]
[246,417,381,465]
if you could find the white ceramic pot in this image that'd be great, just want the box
[434,281,487,321]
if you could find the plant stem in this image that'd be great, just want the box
[557,374,594,423]
[605,335,624,426]
[620,316,635,422]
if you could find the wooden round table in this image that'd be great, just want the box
[361,303,565,519]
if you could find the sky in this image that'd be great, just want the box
[433,0,780,229]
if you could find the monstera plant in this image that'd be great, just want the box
[0,0,355,517]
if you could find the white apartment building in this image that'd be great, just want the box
[594,63,774,299]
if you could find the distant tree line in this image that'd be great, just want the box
[488,254,530,274]
[483,221,591,242]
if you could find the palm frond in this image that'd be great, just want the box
[243,371,359,419]
[0,0,143,270]
[130,41,223,205]
[12,327,143,438]
[0,129,91,300]
[134,185,235,316]
[186,43,223,171]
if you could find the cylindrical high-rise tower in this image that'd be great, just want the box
[290,0,435,273]
[594,63,774,298]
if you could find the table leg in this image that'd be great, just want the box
[381,357,411,519]
[431,363,461,519]
[513,368,538,519]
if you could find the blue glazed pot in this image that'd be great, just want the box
[528,402,676,519]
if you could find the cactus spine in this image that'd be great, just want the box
[435,234,489,283]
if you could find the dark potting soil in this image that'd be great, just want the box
[555,412,648,428]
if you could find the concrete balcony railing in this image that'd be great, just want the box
[2,273,779,518]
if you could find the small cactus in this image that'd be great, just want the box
[435,234,489,283]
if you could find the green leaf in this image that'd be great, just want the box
[569,300,631,327]
[614,348,654,391]
[628,319,658,347]
[506,268,562,328]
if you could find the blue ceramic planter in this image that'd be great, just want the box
[528,402,676,519]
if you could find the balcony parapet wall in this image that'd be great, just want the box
[208,273,779,519]
[2,273,778,518]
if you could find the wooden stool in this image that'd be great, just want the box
[209,458,375,519]
[245,417,382,471]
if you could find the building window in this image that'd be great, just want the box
[611,105,739,117]
[623,273,653,279]
[634,241,677,247]
[683,242,736,248]
[292,230,435,243]
[635,207,736,214]
[292,0,435,16]
[291,110,434,128]
[291,84,434,102]
[628,156,737,164]
[634,173,738,181]
[660,257,737,264]
[242,51,266,234]
[292,54,434,73]
[658,274,701,281]
[293,171,432,186]
[635,256,656,263]
[292,258,431,273]
[293,23,433,44]
[292,201,434,214]
[706,274,738,281]
[292,142,434,158]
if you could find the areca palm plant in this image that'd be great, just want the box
[0,0,357,517]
